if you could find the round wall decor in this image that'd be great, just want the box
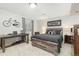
[3,20,11,27]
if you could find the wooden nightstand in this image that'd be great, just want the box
[64,35,73,44]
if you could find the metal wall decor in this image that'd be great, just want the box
[12,20,20,27]
[3,18,20,27]
[3,18,12,27]
[47,20,61,26]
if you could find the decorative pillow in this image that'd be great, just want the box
[51,31,56,35]
[48,31,51,35]
[56,30,60,35]
[48,31,56,35]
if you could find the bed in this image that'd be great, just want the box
[31,28,63,55]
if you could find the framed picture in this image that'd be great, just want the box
[47,20,61,26]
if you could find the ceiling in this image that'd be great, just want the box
[0,3,72,19]
[71,3,79,15]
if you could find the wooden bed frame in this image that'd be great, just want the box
[31,28,63,56]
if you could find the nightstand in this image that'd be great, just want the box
[64,35,73,44]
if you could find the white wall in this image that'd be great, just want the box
[34,19,47,34]
[62,15,79,35]
[0,9,23,35]
[0,3,72,35]
[34,15,79,36]
[33,3,72,34]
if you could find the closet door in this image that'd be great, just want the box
[74,25,79,56]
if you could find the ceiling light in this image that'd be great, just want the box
[29,3,37,8]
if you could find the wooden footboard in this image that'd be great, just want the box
[31,38,61,56]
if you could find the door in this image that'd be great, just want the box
[74,24,79,56]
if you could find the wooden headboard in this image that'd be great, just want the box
[46,28,63,35]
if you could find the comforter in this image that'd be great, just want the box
[31,34,63,43]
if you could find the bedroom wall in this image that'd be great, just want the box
[48,15,79,36]
[33,15,79,43]
[33,3,72,34]
[34,15,79,35]
[0,9,23,46]
[0,9,33,40]
[62,15,79,35]
[34,19,47,34]
[0,9,23,35]
[33,3,79,36]
[0,3,72,35]
[0,9,33,46]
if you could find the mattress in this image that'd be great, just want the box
[31,34,63,43]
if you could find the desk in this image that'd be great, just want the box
[0,33,29,52]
